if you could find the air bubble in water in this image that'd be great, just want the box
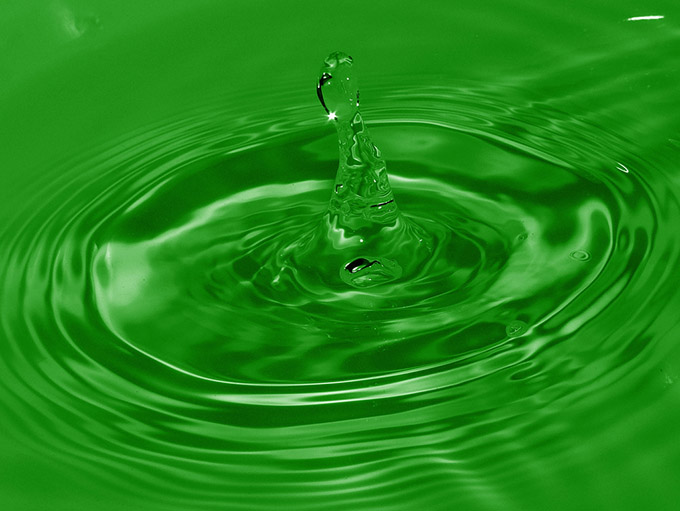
[570,250,591,261]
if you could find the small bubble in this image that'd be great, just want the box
[506,320,528,337]
[570,250,591,261]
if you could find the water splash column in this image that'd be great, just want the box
[317,52,400,231]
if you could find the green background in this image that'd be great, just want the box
[1,1,680,510]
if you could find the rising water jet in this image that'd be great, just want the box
[283,51,432,289]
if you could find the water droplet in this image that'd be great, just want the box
[570,250,591,261]
[506,320,528,337]
[317,52,358,120]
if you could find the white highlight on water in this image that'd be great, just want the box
[626,15,664,21]
[616,162,630,174]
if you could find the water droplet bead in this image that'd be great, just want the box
[317,52,360,121]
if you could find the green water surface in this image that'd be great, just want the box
[1,1,680,510]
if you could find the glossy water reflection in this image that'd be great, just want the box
[1,1,680,511]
